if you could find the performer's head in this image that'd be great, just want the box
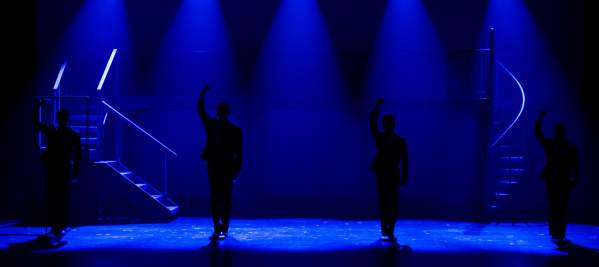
[382,114,395,133]
[554,123,566,140]
[57,109,70,128]
[217,103,230,120]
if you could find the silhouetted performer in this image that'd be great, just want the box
[535,112,579,247]
[370,99,408,243]
[33,101,81,244]
[198,85,242,241]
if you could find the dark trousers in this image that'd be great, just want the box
[208,162,235,234]
[376,175,399,237]
[47,165,70,235]
[547,182,571,239]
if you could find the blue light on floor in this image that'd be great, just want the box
[1,218,598,255]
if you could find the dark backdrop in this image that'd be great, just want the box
[1,0,597,223]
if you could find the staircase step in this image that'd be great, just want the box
[499,180,519,184]
[71,126,99,135]
[95,160,179,217]
[71,125,98,129]
[167,206,178,212]
[499,156,524,161]
[501,168,524,173]
[70,115,98,122]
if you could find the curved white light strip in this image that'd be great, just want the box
[490,61,526,148]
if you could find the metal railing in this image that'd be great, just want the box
[100,100,177,196]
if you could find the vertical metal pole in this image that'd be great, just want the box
[57,85,61,113]
[163,152,168,197]
[38,101,43,148]
[53,90,57,125]
[85,98,90,161]
[489,27,496,103]
[483,27,497,221]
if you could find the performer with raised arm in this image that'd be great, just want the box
[535,111,579,248]
[198,85,243,241]
[370,99,408,243]
[33,100,82,246]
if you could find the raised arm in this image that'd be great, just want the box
[197,84,211,126]
[534,111,548,143]
[370,99,384,137]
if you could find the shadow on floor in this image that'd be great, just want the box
[2,241,598,267]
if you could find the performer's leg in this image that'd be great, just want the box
[388,186,398,239]
[221,178,234,235]
[547,184,559,238]
[54,182,70,236]
[555,188,570,240]
[208,176,222,234]
[376,175,388,236]
[47,167,60,236]
[378,176,397,238]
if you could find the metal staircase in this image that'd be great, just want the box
[488,144,526,221]
[36,97,179,222]
[460,28,527,222]
[485,41,527,223]
[95,160,179,216]
[35,49,178,223]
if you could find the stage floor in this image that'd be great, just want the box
[1,218,598,266]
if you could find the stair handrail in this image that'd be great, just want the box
[101,100,177,157]
[489,61,526,148]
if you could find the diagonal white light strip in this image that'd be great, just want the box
[53,62,67,90]
[102,112,108,125]
[97,49,118,90]
[101,101,177,156]
[490,61,526,148]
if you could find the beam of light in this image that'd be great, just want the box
[367,0,447,104]
[97,48,118,91]
[53,62,67,90]
[490,61,526,148]
[153,0,235,95]
[101,101,177,156]
[254,0,345,103]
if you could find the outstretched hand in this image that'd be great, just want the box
[201,84,211,96]
[200,84,211,98]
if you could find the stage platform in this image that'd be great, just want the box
[1,218,598,266]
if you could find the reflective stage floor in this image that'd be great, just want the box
[1,218,598,266]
